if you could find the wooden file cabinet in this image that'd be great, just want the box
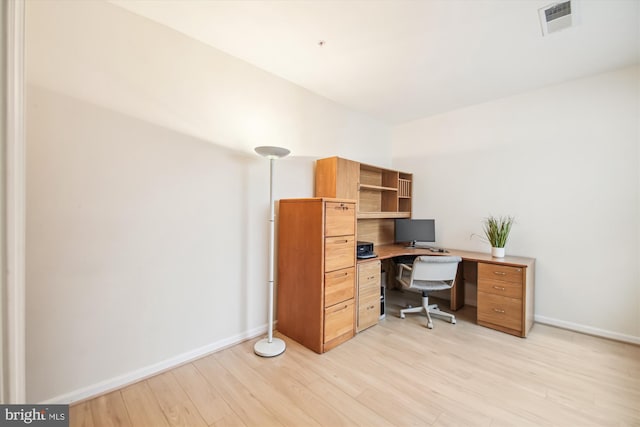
[477,263,533,337]
[357,260,381,332]
[277,198,357,353]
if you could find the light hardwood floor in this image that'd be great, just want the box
[70,294,640,426]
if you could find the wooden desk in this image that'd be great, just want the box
[358,244,535,337]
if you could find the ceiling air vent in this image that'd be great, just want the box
[539,1,575,36]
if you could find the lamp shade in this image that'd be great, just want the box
[254,146,290,159]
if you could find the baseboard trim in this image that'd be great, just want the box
[42,325,268,405]
[534,315,640,345]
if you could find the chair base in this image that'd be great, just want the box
[399,294,456,329]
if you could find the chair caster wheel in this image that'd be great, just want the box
[451,319,456,324]
[427,322,433,329]
[400,314,405,319]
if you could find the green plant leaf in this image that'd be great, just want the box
[481,215,514,248]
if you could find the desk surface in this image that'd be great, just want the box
[360,244,535,268]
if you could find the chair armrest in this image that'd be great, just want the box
[396,263,412,281]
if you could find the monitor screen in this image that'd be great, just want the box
[395,219,436,245]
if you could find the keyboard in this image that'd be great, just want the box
[428,247,449,253]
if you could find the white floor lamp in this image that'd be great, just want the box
[253,146,290,357]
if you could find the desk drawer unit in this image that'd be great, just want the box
[357,260,381,332]
[477,292,522,332]
[477,263,527,337]
[478,277,522,299]
[479,264,523,285]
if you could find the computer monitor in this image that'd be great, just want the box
[395,219,436,247]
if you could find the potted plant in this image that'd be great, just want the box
[482,215,514,258]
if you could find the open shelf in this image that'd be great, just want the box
[357,211,411,219]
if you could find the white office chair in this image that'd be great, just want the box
[396,255,462,329]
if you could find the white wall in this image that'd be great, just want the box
[25,0,390,403]
[0,0,6,403]
[25,0,638,404]
[393,66,640,342]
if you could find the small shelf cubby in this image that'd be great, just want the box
[398,173,412,214]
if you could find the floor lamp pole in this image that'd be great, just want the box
[266,157,276,344]
[253,146,289,357]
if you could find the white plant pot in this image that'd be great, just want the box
[491,247,505,258]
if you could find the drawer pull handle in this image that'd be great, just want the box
[368,275,375,280]
[493,286,506,291]
[493,308,505,314]
[330,272,349,278]
[494,271,507,276]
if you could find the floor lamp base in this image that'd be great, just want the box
[254,337,286,357]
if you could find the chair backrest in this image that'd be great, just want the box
[410,256,462,283]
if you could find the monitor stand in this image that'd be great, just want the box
[405,241,434,249]
[404,240,416,249]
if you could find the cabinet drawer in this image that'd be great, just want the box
[357,294,379,332]
[325,236,355,272]
[478,278,522,299]
[324,299,354,343]
[358,261,381,296]
[325,202,356,237]
[477,291,522,332]
[325,267,355,307]
[359,282,380,300]
[478,263,523,284]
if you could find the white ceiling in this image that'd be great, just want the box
[110,0,639,124]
